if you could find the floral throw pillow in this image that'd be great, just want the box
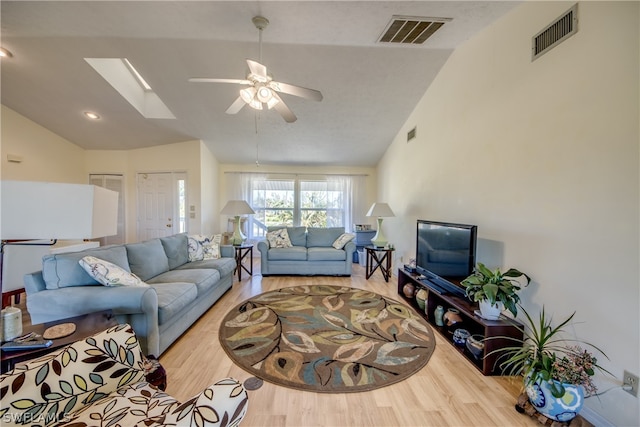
[332,233,355,249]
[266,228,292,248]
[188,234,222,261]
[79,256,148,287]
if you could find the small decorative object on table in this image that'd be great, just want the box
[434,305,444,327]
[466,334,485,359]
[415,288,428,310]
[453,329,470,347]
[43,322,77,339]
[402,283,416,298]
[443,308,463,331]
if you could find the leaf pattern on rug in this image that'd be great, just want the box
[219,285,436,393]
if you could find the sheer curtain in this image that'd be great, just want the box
[224,172,266,242]
[327,175,367,233]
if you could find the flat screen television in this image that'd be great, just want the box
[415,220,478,297]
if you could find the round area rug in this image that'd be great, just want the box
[219,285,436,393]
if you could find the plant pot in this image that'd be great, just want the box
[526,375,585,422]
[479,299,503,320]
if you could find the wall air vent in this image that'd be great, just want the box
[378,16,451,45]
[407,127,417,142]
[532,4,578,61]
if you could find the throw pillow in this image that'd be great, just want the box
[332,233,355,249]
[203,234,223,260]
[266,228,292,248]
[79,256,148,287]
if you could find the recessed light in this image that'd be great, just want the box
[0,47,13,58]
[84,111,101,120]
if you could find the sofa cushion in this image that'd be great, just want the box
[160,232,189,269]
[268,246,308,261]
[126,239,170,281]
[42,245,131,290]
[79,256,149,287]
[307,227,345,247]
[148,282,198,325]
[286,226,307,246]
[177,257,236,278]
[266,228,292,248]
[308,247,347,261]
[148,268,220,297]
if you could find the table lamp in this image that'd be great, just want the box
[366,202,395,248]
[220,200,255,245]
[1,181,119,308]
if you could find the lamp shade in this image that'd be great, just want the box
[366,202,395,218]
[220,200,255,216]
[1,181,119,240]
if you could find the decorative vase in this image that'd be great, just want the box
[443,308,463,329]
[465,334,485,359]
[526,374,585,422]
[434,305,444,327]
[403,283,416,298]
[415,288,428,310]
[479,299,503,320]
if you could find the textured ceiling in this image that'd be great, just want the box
[1,1,519,167]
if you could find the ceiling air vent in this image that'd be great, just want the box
[378,16,451,45]
[532,4,578,61]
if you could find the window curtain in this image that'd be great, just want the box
[327,175,367,233]
[224,172,266,242]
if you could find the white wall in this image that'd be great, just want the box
[378,2,640,425]
[1,106,86,183]
[200,142,219,235]
[377,2,639,425]
[86,140,205,241]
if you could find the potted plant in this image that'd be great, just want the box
[461,262,531,319]
[492,306,611,422]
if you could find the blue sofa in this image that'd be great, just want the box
[24,233,235,356]
[257,226,355,276]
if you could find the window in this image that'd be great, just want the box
[250,178,346,237]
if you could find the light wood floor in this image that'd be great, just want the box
[159,261,544,427]
[12,260,571,426]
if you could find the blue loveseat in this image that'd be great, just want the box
[24,233,235,356]
[257,226,355,276]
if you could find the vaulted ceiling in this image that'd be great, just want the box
[1,1,519,167]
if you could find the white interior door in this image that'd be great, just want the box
[137,173,175,241]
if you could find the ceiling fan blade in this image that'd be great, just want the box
[225,96,246,115]
[189,78,251,85]
[272,92,297,123]
[246,59,268,81]
[269,81,323,102]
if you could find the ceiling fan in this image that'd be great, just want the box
[189,16,323,123]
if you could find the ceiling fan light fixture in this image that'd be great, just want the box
[248,98,263,110]
[266,96,280,110]
[256,86,273,103]
[240,87,257,104]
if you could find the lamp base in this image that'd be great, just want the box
[230,215,246,246]
[370,217,388,248]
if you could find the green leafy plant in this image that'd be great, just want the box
[492,306,610,398]
[461,262,531,317]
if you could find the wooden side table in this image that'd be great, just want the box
[1,310,119,373]
[365,246,395,282]
[234,244,253,281]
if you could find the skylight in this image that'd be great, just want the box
[84,58,175,119]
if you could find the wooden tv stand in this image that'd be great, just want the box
[397,268,523,375]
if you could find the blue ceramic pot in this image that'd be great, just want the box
[526,374,585,422]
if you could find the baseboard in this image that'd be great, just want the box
[580,406,613,427]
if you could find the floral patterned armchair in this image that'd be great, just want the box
[0,324,248,426]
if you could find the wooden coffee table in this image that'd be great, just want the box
[1,310,119,373]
